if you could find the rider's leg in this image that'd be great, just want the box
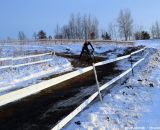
[79,47,85,61]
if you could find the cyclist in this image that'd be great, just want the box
[79,40,95,62]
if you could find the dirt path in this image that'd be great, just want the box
[0,62,122,130]
[56,52,106,68]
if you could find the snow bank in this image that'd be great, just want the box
[0,55,72,95]
[0,45,73,95]
[136,39,160,49]
[63,49,160,130]
[0,42,133,56]
[0,42,140,96]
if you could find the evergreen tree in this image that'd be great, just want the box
[37,30,47,39]
[134,31,150,40]
[48,35,52,40]
[102,32,111,40]
[141,31,150,39]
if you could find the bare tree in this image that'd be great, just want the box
[57,13,99,40]
[151,21,160,39]
[32,32,37,40]
[61,25,70,39]
[117,9,133,41]
[18,31,26,40]
[82,14,88,39]
[134,25,144,33]
[76,13,83,39]
[91,17,99,39]
[69,14,76,39]
[7,37,12,41]
[107,22,118,40]
[54,24,61,39]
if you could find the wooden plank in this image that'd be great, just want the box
[0,52,51,62]
[0,66,93,106]
[95,55,130,66]
[13,59,52,68]
[0,59,53,70]
[13,52,51,60]
[130,47,146,56]
[52,92,98,130]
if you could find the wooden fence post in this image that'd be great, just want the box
[92,63,103,102]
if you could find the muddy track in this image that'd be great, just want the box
[0,61,123,130]
[56,52,106,68]
[55,52,105,61]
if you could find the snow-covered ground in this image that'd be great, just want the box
[0,42,136,96]
[0,42,133,56]
[0,56,72,95]
[1,40,160,129]
[62,40,160,130]
[0,45,73,95]
[136,39,160,49]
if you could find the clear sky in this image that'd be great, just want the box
[0,0,160,39]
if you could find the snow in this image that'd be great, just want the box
[0,42,132,96]
[0,45,73,95]
[63,45,160,129]
[0,41,143,96]
[0,42,131,56]
[136,39,160,49]
[136,87,160,129]
[0,58,72,95]
[135,52,160,129]
[1,40,160,128]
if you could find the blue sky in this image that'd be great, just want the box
[0,0,160,39]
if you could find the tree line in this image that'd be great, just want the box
[16,9,160,41]
[55,14,99,39]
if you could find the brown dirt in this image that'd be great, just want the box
[0,62,122,130]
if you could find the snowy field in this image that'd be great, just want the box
[1,40,160,129]
[0,42,137,96]
[0,45,73,95]
[136,39,160,49]
[62,40,160,130]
